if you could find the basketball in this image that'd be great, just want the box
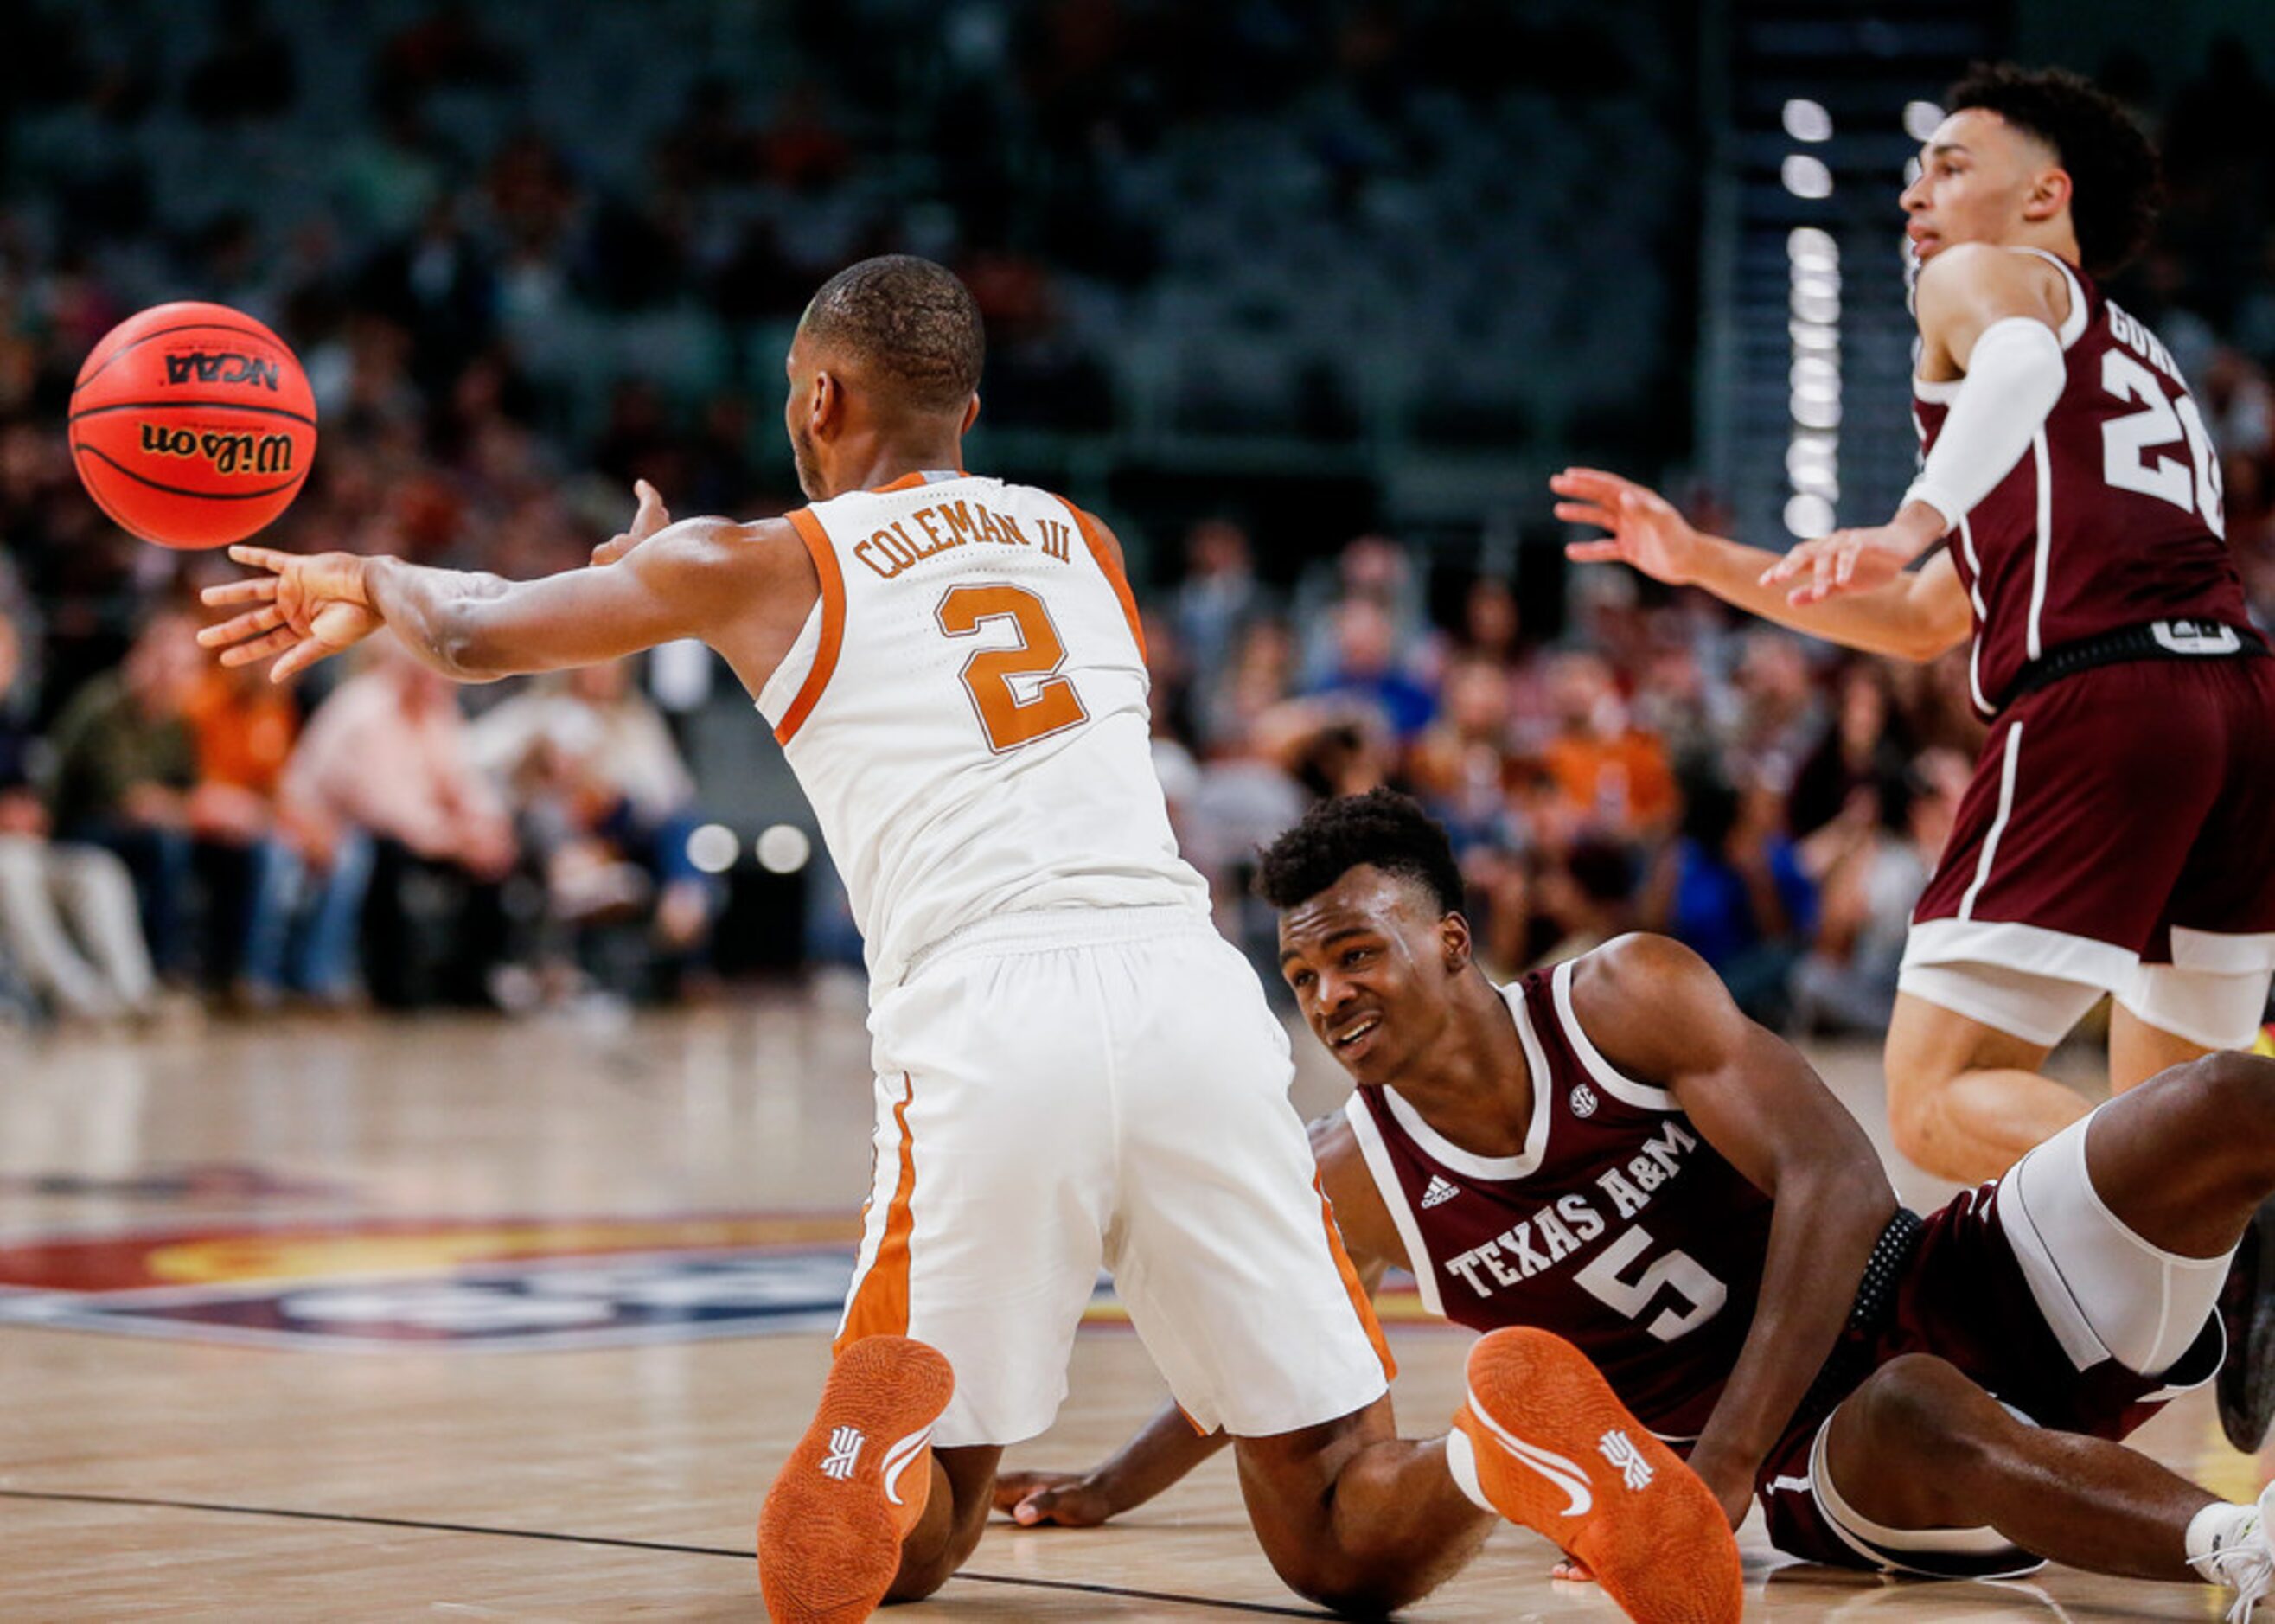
[67,301,317,550]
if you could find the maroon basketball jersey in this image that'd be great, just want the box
[1911,248,2250,716]
[1344,959,1775,1440]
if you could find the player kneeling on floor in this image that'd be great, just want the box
[998,790,2275,1616]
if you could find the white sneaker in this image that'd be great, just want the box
[2197,1484,2275,1623]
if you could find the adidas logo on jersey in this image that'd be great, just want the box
[1422,1174,1461,1209]
[1569,1084,1600,1118]
[819,1424,866,1480]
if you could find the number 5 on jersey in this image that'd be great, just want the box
[936,583,1090,752]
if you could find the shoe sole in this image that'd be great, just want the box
[757,1335,955,1623]
[1451,1327,1742,1624]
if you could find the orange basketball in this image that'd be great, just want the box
[68,301,317,550]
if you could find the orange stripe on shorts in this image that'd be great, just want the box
[1316,1174,1396,1381]
[836,1075,918,1352]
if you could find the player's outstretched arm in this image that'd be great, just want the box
[1553,469,1971,662]
[1570,934,1898,1526]
[201,482,813,685]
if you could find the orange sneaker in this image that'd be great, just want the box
[757,1335,954,1623]
[1448,1327,1742,1624]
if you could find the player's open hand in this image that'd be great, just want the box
[198,546,380,681]
[1551,468,1703,586]
[992,1469,1117,1528]
[1758,502,1945,606]
[591,479,672,568]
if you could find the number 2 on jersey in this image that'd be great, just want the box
[936,583,1089,752]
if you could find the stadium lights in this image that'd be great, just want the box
[687,823,740,875]
[1786,216,1841,537]
[1782,99,1833,143]
[756,824,813,875]
[1904,100,1945,143]
[1780,155,1834,200]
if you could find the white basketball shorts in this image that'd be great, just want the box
[837,904,1393,1448]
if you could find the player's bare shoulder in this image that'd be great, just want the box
[1912,242,2071,376]
[1564,933,1739,1082]
[626,514,821,689]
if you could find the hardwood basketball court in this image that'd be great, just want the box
[0,998,2253,1619]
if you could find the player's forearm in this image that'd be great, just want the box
[363,557,521,681]
[1087,1399,1233,1514]
[1690,1167,1893,1487]
[1682,533,1947,661]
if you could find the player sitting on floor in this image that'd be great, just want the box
[998,790,2275,1614]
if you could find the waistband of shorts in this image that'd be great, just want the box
[899,902,1214,982]
[1790,1206,1927,1423]
[1997,618,2271,710]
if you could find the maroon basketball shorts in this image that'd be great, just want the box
[1754,1105,2228,1575]
[1901,655,2275,1048]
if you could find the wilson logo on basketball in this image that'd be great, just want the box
[138,423,296,476]
[163,351,283,391]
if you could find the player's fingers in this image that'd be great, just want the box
[991,1474,1045,1511]
[1011,1491,1058,1526]
[1812,537,1843,600]
[201,577,279,608]
[1759,545,1806,585]
[1552,502,1615,528]
[217,625,304,667]
[271,638,335,683]
[227,544,294,573]
[198,604,284,647]
[1563,541,1626,563]
[1551,1557,1596,1583]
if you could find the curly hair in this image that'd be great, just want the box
[1946,63,2163,278]
[1254,789,1465,917]
[799,254,985,416]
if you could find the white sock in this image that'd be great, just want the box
[2187,1500,2259,1574]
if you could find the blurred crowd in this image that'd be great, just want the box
[0,3,2271,1028]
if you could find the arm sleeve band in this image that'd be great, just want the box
[1902,316,2067,532]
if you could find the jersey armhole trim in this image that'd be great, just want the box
[1550,958,1679,1111]
[1342,1093,1446,1319]
[772,507,846,746]
[2009,247,2089,349]
[1914,250,2087,401]
[1054,496,1147,661]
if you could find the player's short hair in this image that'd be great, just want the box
[1255,789,1466,917]
[798,254,984,417]
[1946,63,2162,278]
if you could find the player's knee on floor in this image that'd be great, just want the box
[881,1457,995,1603]
[1261,1555,1408,1624]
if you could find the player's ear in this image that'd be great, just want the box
[2023,163,2072,225]
[960,393,981,435]
[809,371,844,439]
[1440,911,1473,975]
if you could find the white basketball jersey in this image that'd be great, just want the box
[757,471,1208,986]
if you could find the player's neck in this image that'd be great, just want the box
[1396,978,1535,1159]
[1991,221,2080,268]
[832,438,968,496]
